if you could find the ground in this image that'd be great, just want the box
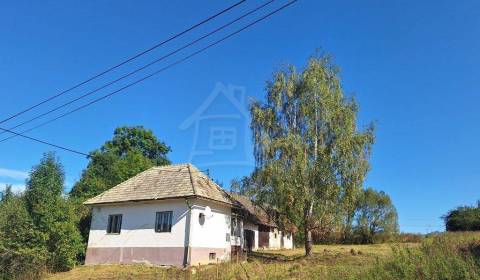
[45,243,419,280]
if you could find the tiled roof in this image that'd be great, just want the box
[230,193,277,227]
[84,164,233,205]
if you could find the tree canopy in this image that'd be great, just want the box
[0,184,13,202]
[0,153,83,278]
[354,188,398,243]
[444,202,480,231]
[25,152,83,271]
[70,126,171,199]
[250,53,374,255]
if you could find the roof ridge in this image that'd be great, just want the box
[187,163,196,195]
[200,171,233,201]
[152,163,188,169]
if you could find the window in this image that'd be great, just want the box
[209,253,216,260]
[226,233,230,242]
[155,211,173,232]
[231,216,241,237]
[107,214,122,234]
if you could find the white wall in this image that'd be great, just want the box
[189,199,231,250]
[88,199,188,248]
[282,232,294,249]
[268,228,282,249]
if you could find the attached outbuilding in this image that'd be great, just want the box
[84,163,293,267]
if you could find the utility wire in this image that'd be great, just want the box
[0,0,276,136]
[0,0,298,147]
[0,127,89,157]
[0,0,246,126]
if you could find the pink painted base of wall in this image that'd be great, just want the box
[85,247,230,267]
[190,247,230,265]
[85,247,184,266]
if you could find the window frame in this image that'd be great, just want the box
[231,216,241,237]
[155,211,173,233]
[106,214,123,234]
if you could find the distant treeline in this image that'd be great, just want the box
[444,201,480,232]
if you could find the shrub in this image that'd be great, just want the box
[444,202,480,231]
[0,197,47,280]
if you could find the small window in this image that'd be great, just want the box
[231,217,241,237]
[274,233,278,239]
[231,217,236,235]
[209,253,216,260]
[226,233,230,242]
[107,214,122,234]
[155,211,173,232]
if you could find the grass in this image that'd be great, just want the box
[45,232,480,280]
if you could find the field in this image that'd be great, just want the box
[46,232,480,280]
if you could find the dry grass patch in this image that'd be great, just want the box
[45,243,418,280]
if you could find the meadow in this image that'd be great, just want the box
[45,232,480,280]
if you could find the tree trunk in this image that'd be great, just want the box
[304,226,313,257]
[304,201,314,257]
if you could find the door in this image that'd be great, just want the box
[244,229,255,252]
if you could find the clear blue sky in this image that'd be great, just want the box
[1,0,479,234]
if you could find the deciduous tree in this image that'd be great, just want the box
[70,126,171,199]
[354,188,398,243]
[443,202,480,231]
[250,53,374,256]
[25,152,83,271]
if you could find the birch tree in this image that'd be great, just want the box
[250,53,374,256]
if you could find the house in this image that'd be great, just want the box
[230,193,294,251]
[84,164,293,267]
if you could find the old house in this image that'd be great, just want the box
[84,164,293,267]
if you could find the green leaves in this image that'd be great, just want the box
[70,126,171,200]
[250,52,375,253]
[354,188,399,243]
[444,203,480,231]
[24,153,83,272]
[68,126,171,251]
[0,153,83,278]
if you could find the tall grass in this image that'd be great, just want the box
[350,232,480,280]
[46,232,480,280]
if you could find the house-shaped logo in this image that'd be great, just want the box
[179,82,251,167]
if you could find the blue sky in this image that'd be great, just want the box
[1,0,479,233]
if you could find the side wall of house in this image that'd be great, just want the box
[243,221,259,251]
[268,228,282,249]
[85,199,188,266]
[189,199,232,265]
[282,232,294,249]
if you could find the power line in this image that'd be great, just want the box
[0,127,89,157]
[0,0,298,146]
[0,0,276,136]
[0,0,246,126]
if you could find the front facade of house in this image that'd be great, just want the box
[84,164,293,267]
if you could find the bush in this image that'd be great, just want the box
[444,202,480,231]
[0,198,47,280]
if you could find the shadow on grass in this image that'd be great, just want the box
[248,251,310,263]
